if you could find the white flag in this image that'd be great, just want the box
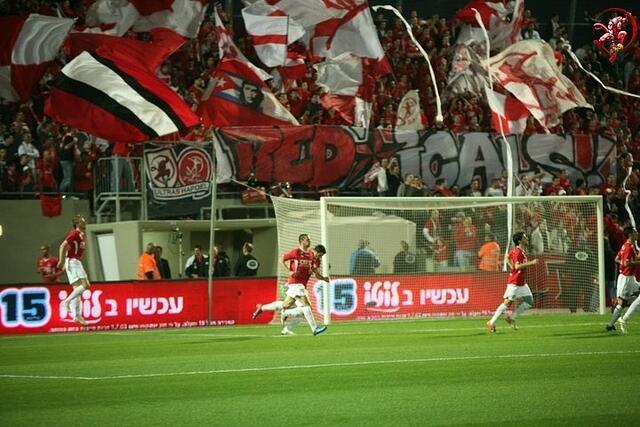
[395,90,424,130]
[484,40,592,129]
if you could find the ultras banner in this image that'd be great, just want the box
[213,127,616,189]
[144,142,214,218]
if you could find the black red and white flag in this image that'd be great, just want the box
[45,47,199,142]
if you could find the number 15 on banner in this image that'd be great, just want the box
[312,279,358,316]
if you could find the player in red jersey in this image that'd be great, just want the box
[57,214,90,325]
[36,244,62,283]
[607,227,640,333]
[486,231,539,332]
[252,234,329,335]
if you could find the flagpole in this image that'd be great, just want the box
[473,8,515,266]
[207,133,218,326]
[372,5,443,124]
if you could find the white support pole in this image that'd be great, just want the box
[320,196,331,325]
[596,195,606,315]
[207,143,218,326]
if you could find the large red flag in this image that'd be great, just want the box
[66,28,184,72]
[45,47,200,142]
[198,58,299,127]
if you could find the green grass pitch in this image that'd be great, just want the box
[1,314,639,427]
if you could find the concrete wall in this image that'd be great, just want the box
[0,200,280,285]
[0,199,90,285]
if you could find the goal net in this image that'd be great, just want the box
[272,196,605,324]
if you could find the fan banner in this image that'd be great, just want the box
[213,127,616,190]
[0,278,277,335]
[144,142,214,218]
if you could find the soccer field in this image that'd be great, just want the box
[1,314,638,427]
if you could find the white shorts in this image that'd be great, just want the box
[503,283,533,301]
[616,274,640,300]
[285,284,307,298]
[65,258,88,285]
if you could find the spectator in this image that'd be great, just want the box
[530,218,548,255]
[478,233,500,272]
[464,178,483,197]
[155,246,172,279]
[454,214,477,270]
[406,175,428,196]
[58,129,76,193]
[364,158,390,196]
[36,244,62,283]
[433,237,449,271]
[17,132,39,171]
[137,242,161,280]
[234,242,260,277]
[432,178,453,196]
[393,240,417,274]
[485,178,504,197]
[387,162,402,197]
[349,240,381,275]
[185,245,209,278]
[212,243,231,277]
[396,173,414,197]
[0,146,8,191]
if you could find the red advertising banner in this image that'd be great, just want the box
[307,273,509,320]
[0,278,277,335]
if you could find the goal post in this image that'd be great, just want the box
[272,196,605,324]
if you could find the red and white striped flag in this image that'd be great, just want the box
[484,40,592,129]
[275,51,307,80]
[485,87,529,135]
[198,58,299,127]
[308,1,390,74]
[45,47,199,142]
[455,0,524,51]
[133,0,208,39]
[244,0,336,29]
[84,0,205,38]
[213,8,271,81]
[0,14,74,102]
[314,53,376,126]
[241,2,305,67]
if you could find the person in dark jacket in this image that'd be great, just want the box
[234,242,260,277]
[185,245,209,278]
[155,245,172,279]
[212,243,231,277]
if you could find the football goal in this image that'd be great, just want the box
[271,196,605,324]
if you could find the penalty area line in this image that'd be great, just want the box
[1,349,639,381]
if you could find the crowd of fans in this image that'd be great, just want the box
[0,2,639,217]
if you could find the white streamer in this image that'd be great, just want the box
[567,49,639,229]
[567,49,640,99]
[372,5,443,123]
[473,8,517,270]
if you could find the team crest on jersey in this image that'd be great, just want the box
[145,146,212,200]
